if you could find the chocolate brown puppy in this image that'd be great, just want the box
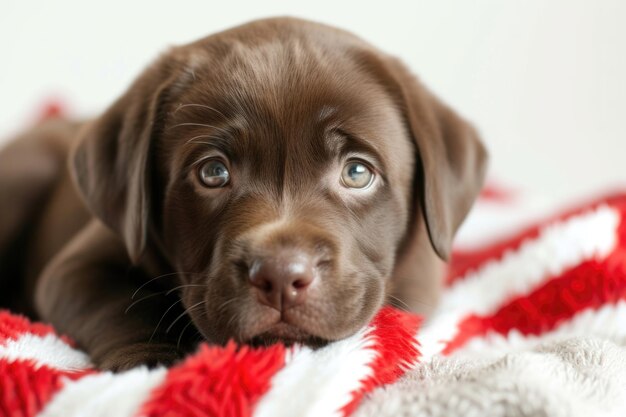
[0,17,487,370]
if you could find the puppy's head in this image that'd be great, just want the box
[71,18,487,345]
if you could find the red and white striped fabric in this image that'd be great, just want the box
[0,306,420,417]
[2,187,626,417]
[353,189,626,417]
[427,190,626,360]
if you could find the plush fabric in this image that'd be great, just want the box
[0,307,421,417]
[2,189,626,417]
[356,191,626,417]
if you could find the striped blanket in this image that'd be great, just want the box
[2,189,626,417]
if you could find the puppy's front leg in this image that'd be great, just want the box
[35,220,192,371]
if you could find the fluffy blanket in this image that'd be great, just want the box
[2,189,626,417]
[356,190,626,417]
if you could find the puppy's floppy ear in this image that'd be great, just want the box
[71,59,178,264]
[362,53,488,260]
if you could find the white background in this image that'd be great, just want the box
[1,0,624,201]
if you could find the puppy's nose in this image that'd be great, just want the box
[248,252,315,311]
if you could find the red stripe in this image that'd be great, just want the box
[340,307,421,416]
[0,311,57,344]
[478,183,518,203]
[0,359,86,417]
[36,100,66,122]
[448,192,626,285]
[140,341,286,417]
[448,228,541,286]
[0,311,76,348]
[444,200,626,354]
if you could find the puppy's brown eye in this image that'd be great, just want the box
[341,161,374,189]
[198,159,230,188]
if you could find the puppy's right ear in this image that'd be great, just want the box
[71,58,181,264]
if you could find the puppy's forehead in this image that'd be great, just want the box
[166,33,410,174]
[174,40,401,140]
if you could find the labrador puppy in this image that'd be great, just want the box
[0,17,487,370]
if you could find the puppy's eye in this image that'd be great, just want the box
[341,161,374,189]
[198,159,230,188]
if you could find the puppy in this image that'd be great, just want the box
[0,17,487,370]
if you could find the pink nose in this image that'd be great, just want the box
[248,252,315,311]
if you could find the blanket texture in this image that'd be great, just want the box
[356,190,626,417]
[2,189,626,417]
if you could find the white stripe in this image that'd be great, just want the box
[38,366,167,417]
[0,333,91,371]
[253,326,377,417]
[455,192,557,250]
[452,300,626,358]
[440,205,618,316]
[416,312,465,361]
[418,205,620,359]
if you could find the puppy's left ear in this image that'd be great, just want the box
[361,52,488,260]
[71,58,180,264]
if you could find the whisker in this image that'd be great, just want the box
[225,309,240,333]
[216,297,240,316]
[186,141,217,148]
[166,300,207,334]
[125,291,166,314]
[132,271,203,300]
[149,299,183,343]
[185,134,224,145]
[387,292,435,312]
[386,294,412,312]
[173,103,229,121]
[131,272,184,300]
[166,284,207,296]
[177,320,196,350]
[168,122,231,136]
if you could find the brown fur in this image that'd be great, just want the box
[0,17,487,370]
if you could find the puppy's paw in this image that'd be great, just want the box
[96,343,184,372]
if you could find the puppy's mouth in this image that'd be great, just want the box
[246,321,329,348]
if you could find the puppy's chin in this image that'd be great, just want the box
[247,322,329,348]
[236,309,331,348]
[227,305,337,348]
